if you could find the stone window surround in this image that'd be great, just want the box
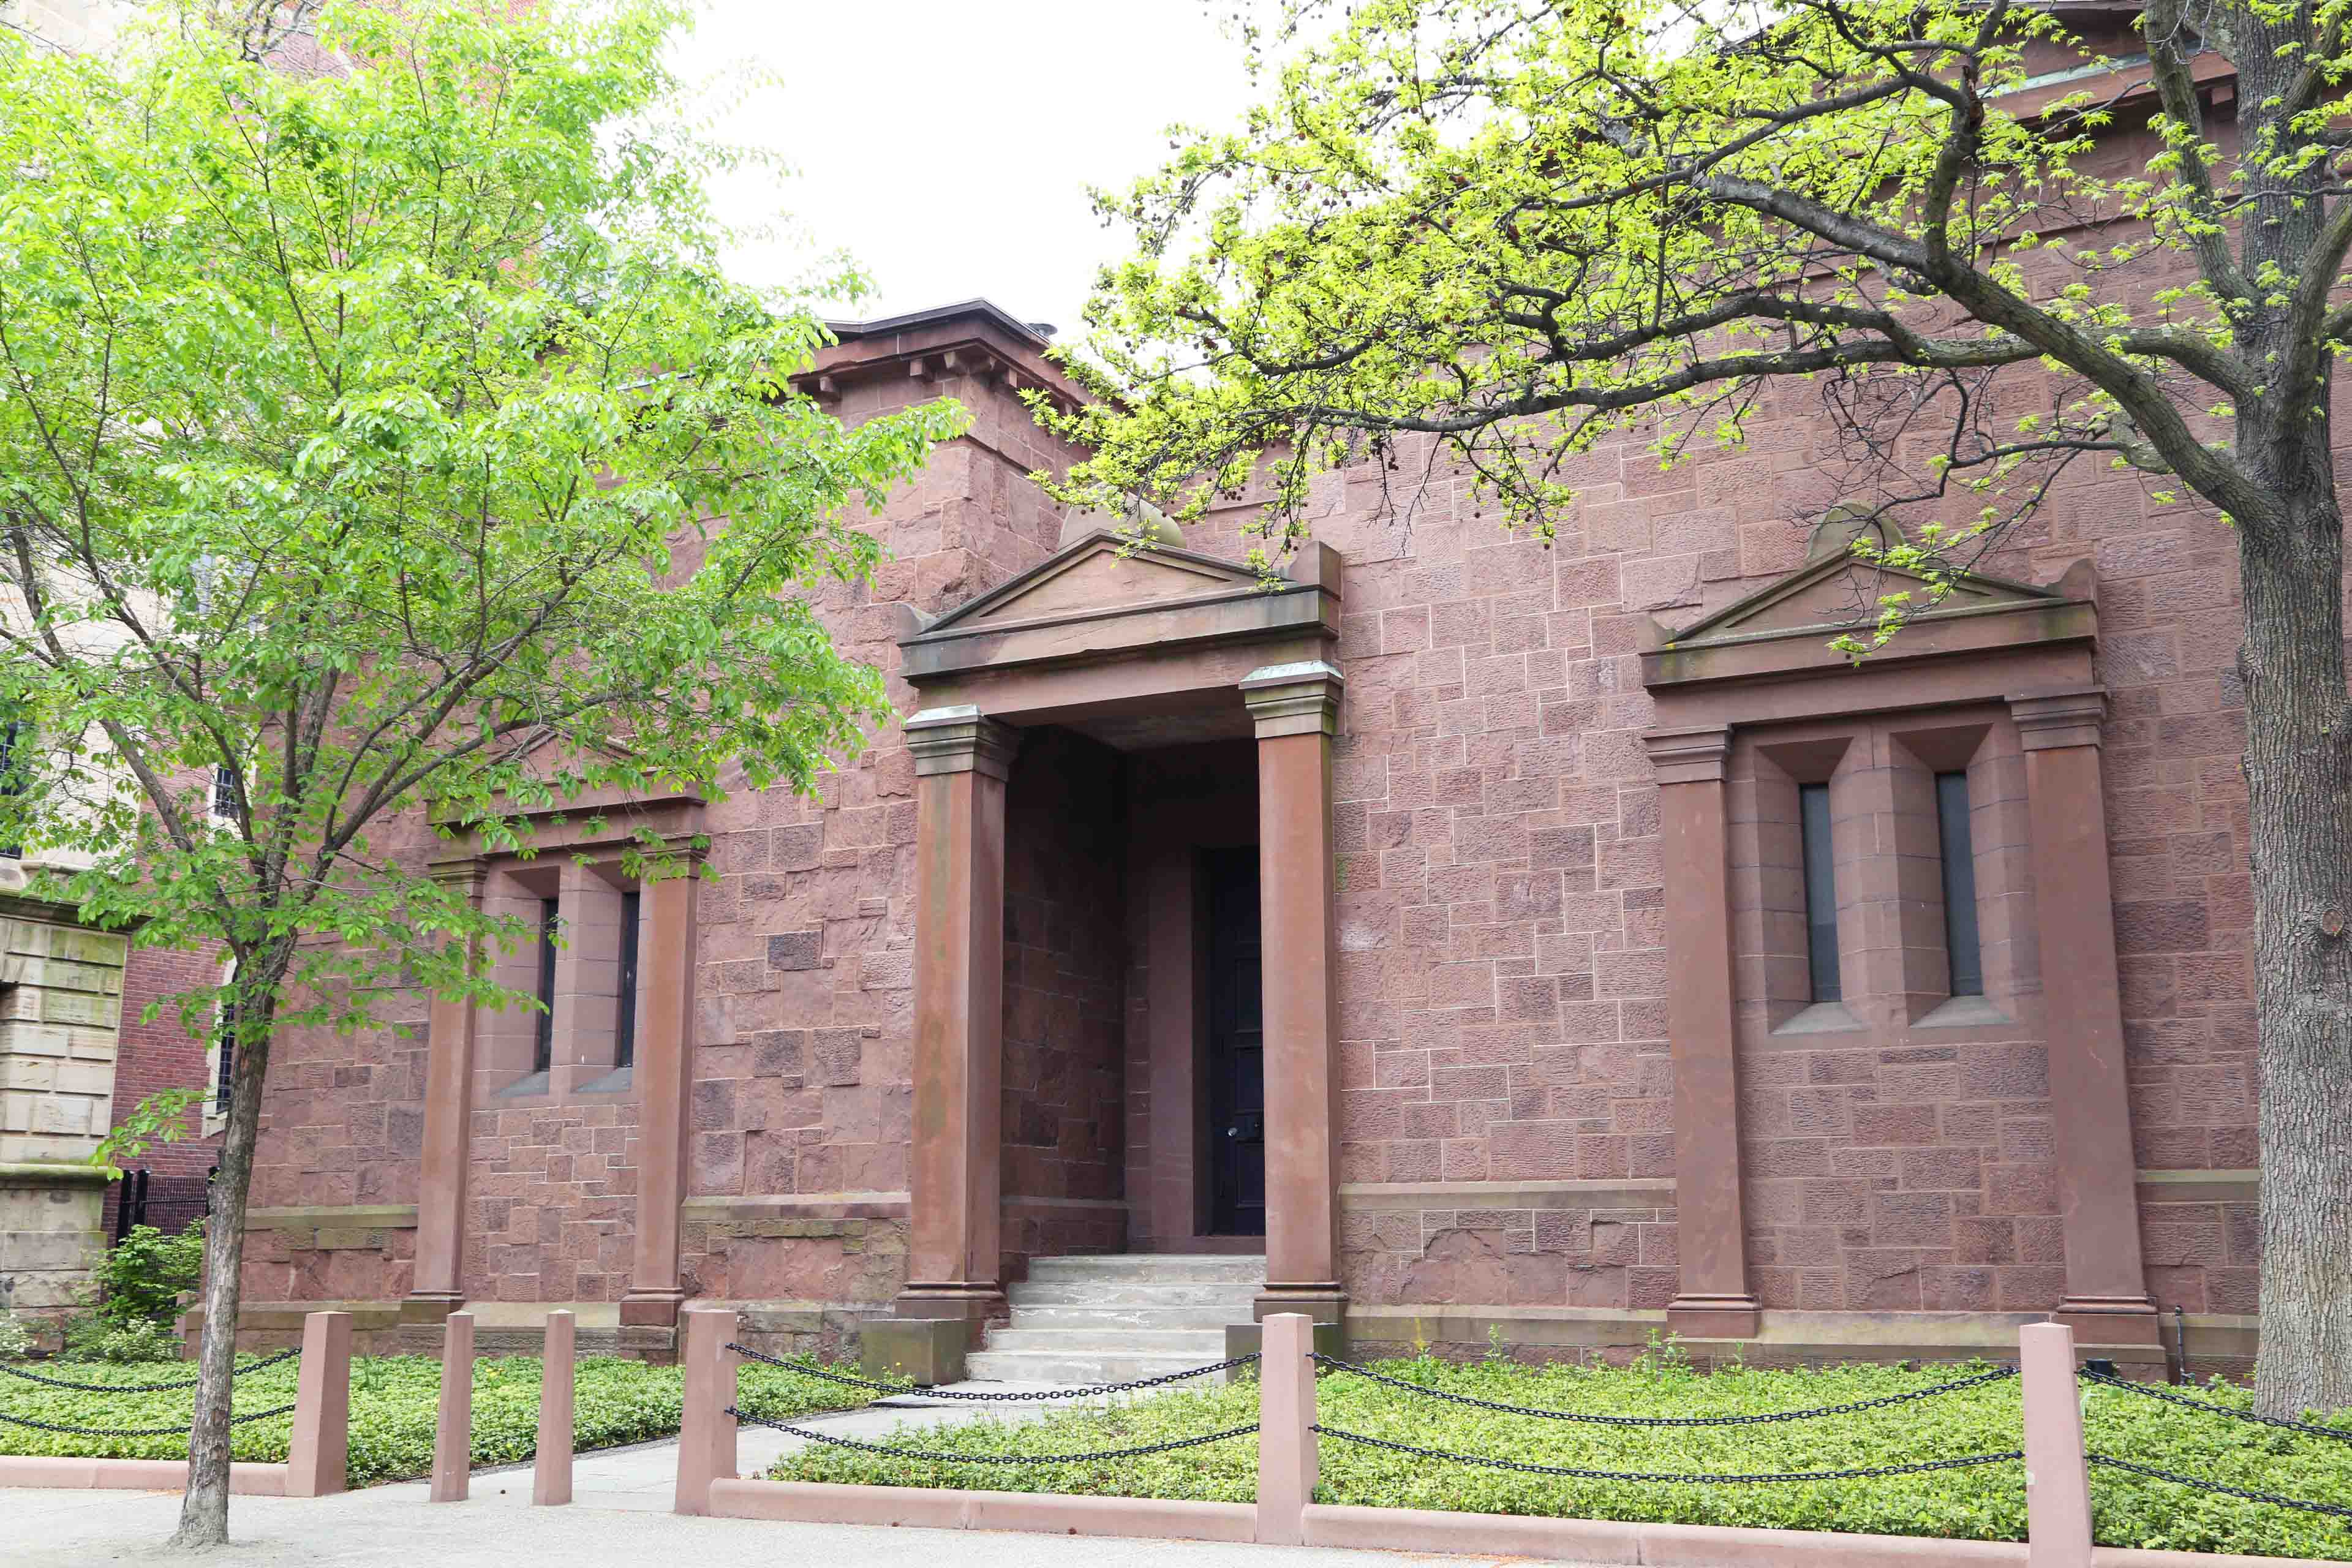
[403,789,705,1331]
[478,856,652,1105]
[1641,557,2160,1347]
[1735,707,2033,1042]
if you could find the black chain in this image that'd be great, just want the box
[0,1401,297,1438]
[2088,1452,2352,1521]
[729,1404,1259,1464]
[0,1347,298,1395]
[1310,1354,2018,1427]
[1313,1422,2023,1485]
[726,1343,1259,1401]
[2080,1370,2352,1444]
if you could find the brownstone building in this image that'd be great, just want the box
[217,258,2261,1381]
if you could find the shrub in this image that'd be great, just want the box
[769,1355,2352,1562]
[59,1316,183,1365]
[0,1351,870,1488]
[85,1222,204,1328]
[0,1312,30,1362]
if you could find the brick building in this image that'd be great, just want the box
[225,255,2259,1377]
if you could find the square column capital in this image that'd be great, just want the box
[1242,661,1344,738]
[1643,724,1733,784]
[2010,686,2107,751]
[904,706,1021,780]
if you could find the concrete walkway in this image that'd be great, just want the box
[4,1382,1548,1567]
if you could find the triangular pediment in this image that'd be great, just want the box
[922,530,1271,636]
[1664,552,2076,650]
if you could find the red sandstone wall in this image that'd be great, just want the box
[675,356,1091,1318]
[1166,301,2262,1325]
[999,728,1128,1272]
[235,296,2266,1346]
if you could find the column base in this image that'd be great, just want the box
[398,1292,466,1327]
[1254,1286,1346,1325]
[891,1284,1006,1347]
[619,1287,686,1329]
[859,1314,970,1385]
[1666,1294,1761,1339]
[2054,1295,2163,1347]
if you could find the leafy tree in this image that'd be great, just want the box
[1050,0,2352,1414]
[0,0,959,1544]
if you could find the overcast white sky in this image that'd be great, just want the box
[669,1,1259,338]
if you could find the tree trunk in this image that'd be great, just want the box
[168,983,276,1551]
[2241,461,2352,1419]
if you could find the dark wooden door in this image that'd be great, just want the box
[1206,848,1265,1236]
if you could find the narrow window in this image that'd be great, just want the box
[614,890,641,1070]
[1936,770,1985,997]
[532,897,559,1076]
[1798,782,1841,1003]
[215,998,239,1114]
[0,716,22,859]
[211,766,242,821]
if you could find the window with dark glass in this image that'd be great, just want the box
[212,765,242,821]
[1798,781,1841,1003]
[532,897,559,1076]
[215,997,239,1114]
[0,715,23,860]
[614,890,641,1070]
[1936,770,1985,997]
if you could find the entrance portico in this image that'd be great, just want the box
[888,522,1347,1338]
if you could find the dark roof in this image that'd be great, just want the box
[823,298,1054,347]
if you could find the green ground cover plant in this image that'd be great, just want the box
[767,1348,2352,1561]
[1,1351,867,1488]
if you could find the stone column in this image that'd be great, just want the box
[405,860,486,1324]
[621,844,703,1330]
[892,706,1019,1335]
[1244,663,1345,1323]
[1644,725,1761,1338]
[2010,687,2157,1344]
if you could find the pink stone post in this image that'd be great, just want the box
[533,1310,575,1507]
[674,1306,739,1517]
[1256,1313,1318,1546]
[283,1311,352,1498]
[430,1311,474,1504]
[2022,1322,2094,1568]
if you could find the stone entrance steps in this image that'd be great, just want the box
[963,1253,1264,1385]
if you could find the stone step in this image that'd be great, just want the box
[984,1327,1234,1354]
[962,1349,1251,1385]
[1003,1303,1253,1331]
[1007,1281,1264,1308]
[1025,1254,1265,1284]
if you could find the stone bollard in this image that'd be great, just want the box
[284,1311,352,1498]
[1255,1313,1318,1546]
[534,1310,575,1507]
[674,1307,739,1517]
[2022,1321,2095,1568]
[430,1311,475,1504]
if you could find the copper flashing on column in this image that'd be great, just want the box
[2010,687,2158,1344]
[1642,725,1761,1339]
[894,706,1019,1336]
[1245,662,1346,1322]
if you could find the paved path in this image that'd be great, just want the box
[3,1382,1551,1567]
